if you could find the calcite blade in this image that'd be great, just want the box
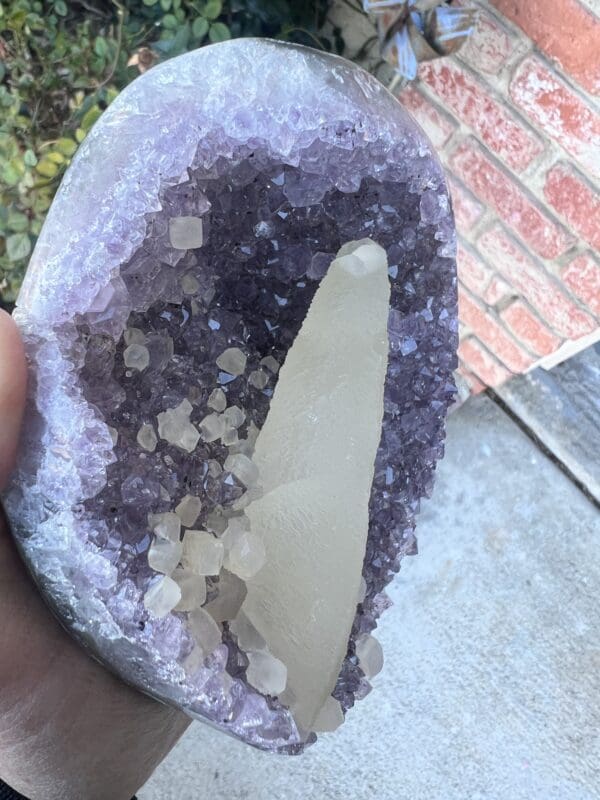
[3,39,458,753]
[244,240,390,733]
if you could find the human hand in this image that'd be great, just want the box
[0,310,190,800]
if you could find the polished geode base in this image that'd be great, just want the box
[4,40,458,752]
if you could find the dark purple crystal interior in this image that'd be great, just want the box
[72,135,458,722]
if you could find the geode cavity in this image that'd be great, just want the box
[4,40,458,752]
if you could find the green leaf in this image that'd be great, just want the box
[35,157,59,178]
[7,210,29,233]
[160,0,172,9]
[8,9,28,29]
[94,36,108,58]
[204,0,222,20]
[54,0,67,16]
[169,21,191,55]
[55,137,78,157]
[2,162,22,187]
[23,149,38,167]
[162,13,178,29]
[105,87,119,104]
[47,151,66,165]
[192,16,209,39]
[142,0,159,5]
[6,233,31,263]
[209,21,230,42]
[81,106,103,132]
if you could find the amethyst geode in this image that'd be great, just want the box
[4,40,457,752]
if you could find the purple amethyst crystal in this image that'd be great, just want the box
[4,40,457,752]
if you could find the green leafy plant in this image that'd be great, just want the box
[0,0,342,307]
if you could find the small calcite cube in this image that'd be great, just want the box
[148,512,181,543]
[246,651,288,696]
[175,494,202,528]
[144,576,182,618]
[173,568,207,612]
[169,216,204,250]
[124,343,150,371]
[216,347,247,376]
[148,537,183,575]
[224,454,259,488]
[182,531,224,576]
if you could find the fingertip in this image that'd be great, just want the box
[0,309,27,491]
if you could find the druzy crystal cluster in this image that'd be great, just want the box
[4,40,458,752]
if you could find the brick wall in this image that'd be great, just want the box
[397,0,600,391]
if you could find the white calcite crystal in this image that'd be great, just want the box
[223,528,266,580]
[189,607,222,657]
[148,512,181,542]
[137,423,158,452]
[169,216,204,249]
[198,412,226,443]
[175,494,202,528]
[355,633,384,679]
[204,570,247,623]
[207,387,227,412]
[223,453,259,488]
[221,427,239,447]
[223,405,245,428]
[246,650,288,696]
[181,273,200,295]
[157,399,201,453]
[173,568,207,612]
[312,696,344,733]
[124,327,145,346]
[248,369,269,390]
[144,576,182,618]
[124,343,150,371]
[260,356,280,374]
[216,347,247,376]
[182,531,225,576]
[230,611,267,652]
[242,239,390,731]
[148,536,183,575]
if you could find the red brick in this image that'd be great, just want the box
[419,60,543,171]
[510,57,600,179]
[484,276,512,306]
[500,300,563,357]
[562,252,600,315]
[459,286,535,372]
[544,163,600,251]
[451,140,575,259]
[492,0,600,95]
[459,8,514,75]
[457,242,493,295]
[478,225,597,338]
[449,177,485,232]
[397,85,457,150]
[458,337,512,386]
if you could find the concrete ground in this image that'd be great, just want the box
[140,349,600,800]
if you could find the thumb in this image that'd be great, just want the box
[0,310,27,492]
